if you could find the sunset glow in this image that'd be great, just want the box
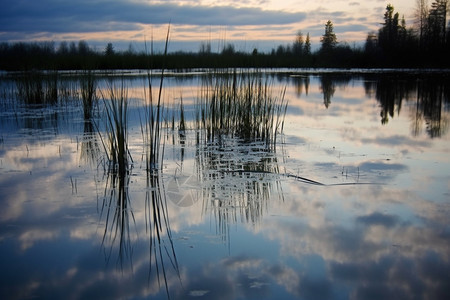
[1,0,416,52]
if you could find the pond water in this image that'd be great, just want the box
[0,70,449,300]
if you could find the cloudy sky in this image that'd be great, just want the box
[0,0,415,52]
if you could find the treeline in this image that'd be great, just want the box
[1,2,449,71]
[0,40,311,70]
[364,1,450,67]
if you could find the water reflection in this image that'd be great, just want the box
[96,78,180,295]
[1,71,449,300]
[100,168,134,270]
[195,137,283,242]
[285,72,450,138]
[145,172,181,294]
[259,184,450,299]
[80,120,100,165]
[414,77,449,137]
[319,74,351,108]
[365,74,450,136]
[291,75,310,98]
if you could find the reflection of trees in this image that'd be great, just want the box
[416,78,449,138]
[319,75,351,108]
[319,76,335,108]
[195,137,283,243]
[374,77,409,124]
[366,75,449,137]
[291,75,310,98]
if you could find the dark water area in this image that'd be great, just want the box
[0,70,449,299]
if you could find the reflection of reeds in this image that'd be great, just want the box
[145,173,180,296]
[142,27,181,297]
[193,70,288,243]
[100,170,135,270]
[97,77,134,269]
[80,120,100,165]
[195,137,283,243]
[196,70,287,148]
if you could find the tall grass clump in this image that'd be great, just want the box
[139,26,181,296]
[99,80,132,176]
[16,70,58,105]
[140,71,164,173]
[80,70,97,119]
[140,26,171,173]
[196,70,287,148]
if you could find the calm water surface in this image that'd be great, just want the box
[0,70,449,299]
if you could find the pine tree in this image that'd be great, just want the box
[320,20,337,52]
[427,0,448,47]
[293,31,304,56]
[378,4,400,54]
[304,33,311,55]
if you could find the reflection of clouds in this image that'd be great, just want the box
[330,252,450,300]
[361,134,431,148]
[254,183,450,299]
[284,135,307,145]
[267,264,300,295]
[2,73,449,299]
[174,252,337,300]
[356,212,399,227]
[18,229,57,251]
[69,224,100,240]
[0,137,122,251]
[4,240,183,300]
[358,160,408,181]
[0,169,98,224]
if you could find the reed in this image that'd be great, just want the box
[140,25,170,173]
[97,78,135,270]
[99,79,132,176]
[140,26,181,297]
[196,70,287,149]
[58,76,79,103]
[80,70,97,119]
[16,71,59,105]
[178,96,186,134]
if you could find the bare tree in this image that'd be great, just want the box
[414,0,429,47]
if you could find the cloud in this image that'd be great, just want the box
[335,24,371,33]
[356,212,400,227]
[0,0,306,35]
